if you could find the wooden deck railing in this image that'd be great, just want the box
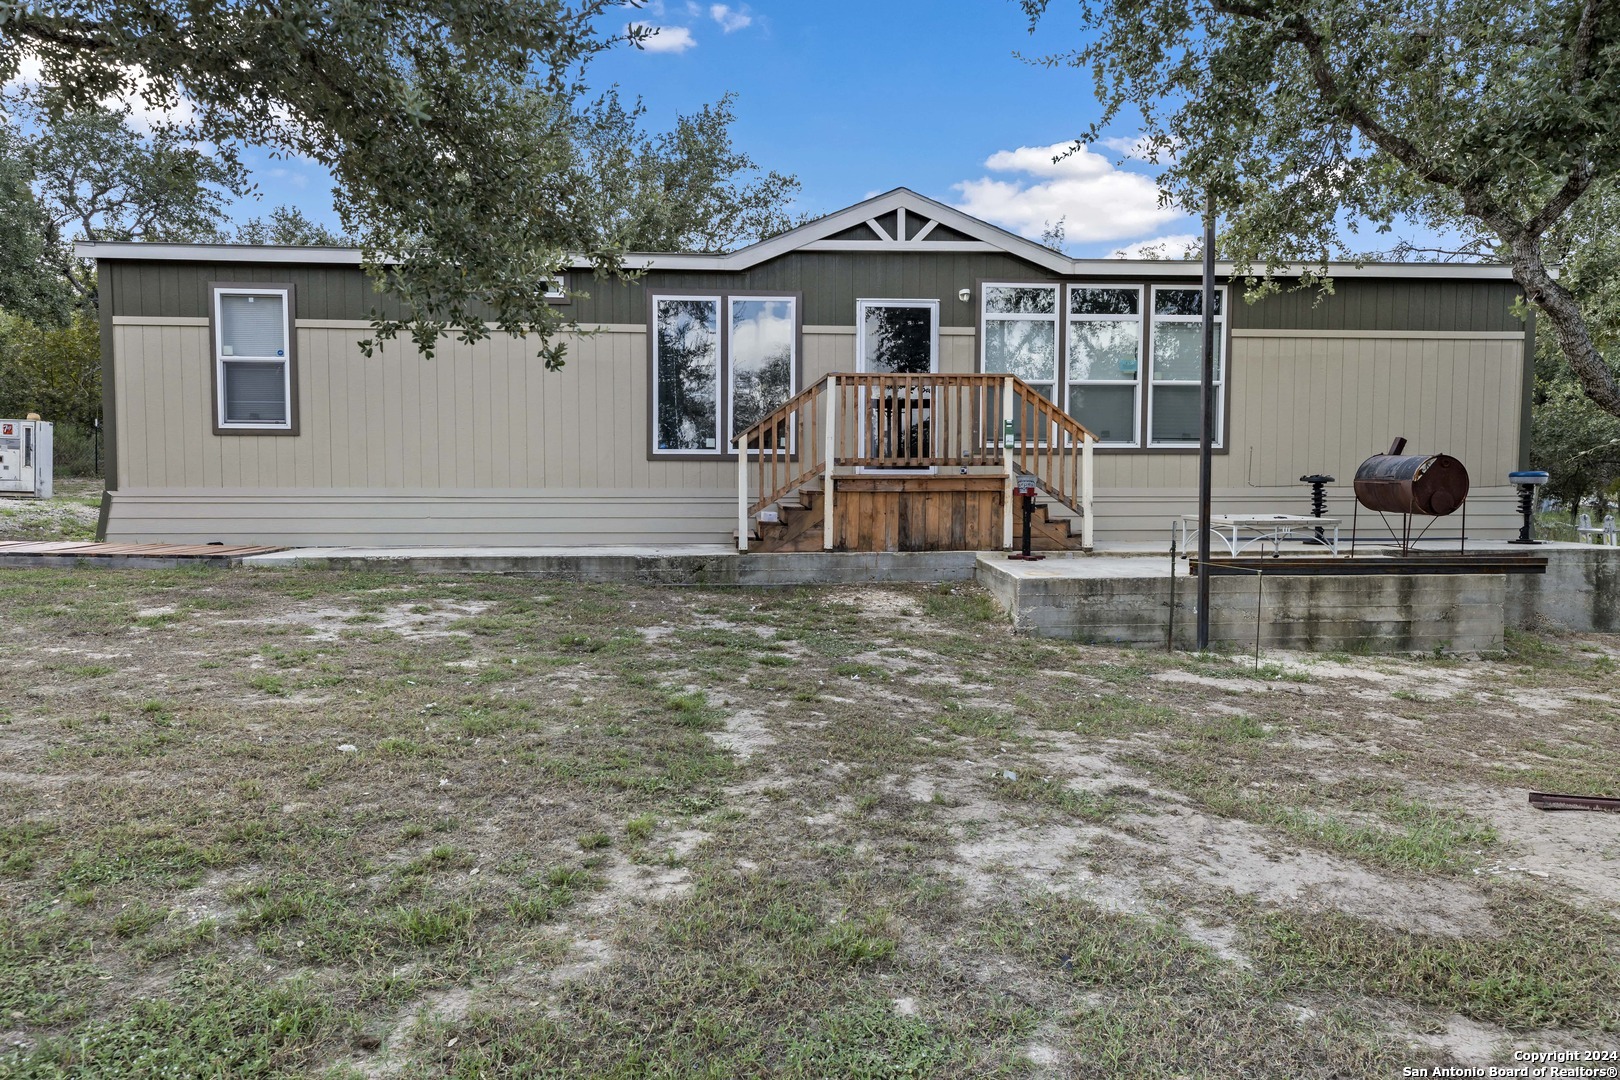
[1008,380,1095,518]
[735,373,1096,551]
[830,373,1007,469]
[733,378,828,526]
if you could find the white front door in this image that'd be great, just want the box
[855,300,938,471]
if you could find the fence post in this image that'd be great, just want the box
[823,377,838,552]
[1081,432,1095,551]
[1001,377,1015,549]
[736,430,748,553]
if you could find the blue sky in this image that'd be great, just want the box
[239,0,1206,258]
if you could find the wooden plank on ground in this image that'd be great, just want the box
[0,541,286,561]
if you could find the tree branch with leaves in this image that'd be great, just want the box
[1022,0,1620,418]
[2,0,650,366]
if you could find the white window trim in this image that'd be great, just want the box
[1066,284,1145,448]
[725,295,798,455]
[651,293,724,455]
[1147,285,1226,448]
[980,283,1061,398]
[213,286,293,432]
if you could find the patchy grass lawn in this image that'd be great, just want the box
[0,481,103,542]
[0,567,1616,1077]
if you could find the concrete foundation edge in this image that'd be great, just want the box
[976,558,1509,654]
[241,550,980,586]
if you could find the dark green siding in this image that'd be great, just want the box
[106,252,1525,334]
[108,260,409,320]
[1235,279,1525,333]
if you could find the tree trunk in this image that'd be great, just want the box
[1509,234,1620,420]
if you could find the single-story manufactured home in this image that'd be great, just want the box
[77,188,1533,551]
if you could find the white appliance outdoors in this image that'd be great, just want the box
[0,418,53,498]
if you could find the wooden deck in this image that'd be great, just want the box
[746,475,1086,554]
[0,540,284,565]
[734,372,1097,553]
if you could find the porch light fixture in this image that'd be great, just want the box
[958,288,971,303]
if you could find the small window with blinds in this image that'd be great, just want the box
[211,285,296,433]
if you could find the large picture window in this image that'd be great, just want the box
[1066,285,1142,446]
[728,296,797,440]
[212,285,294,433]
[652,293,799,456]
[1148,286,1225,446]
[653,296,721,453]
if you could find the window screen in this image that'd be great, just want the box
[1067,285,1142,445]
[223,362,289,424]
[982,285,1058,403]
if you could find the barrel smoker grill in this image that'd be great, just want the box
[1351,437,1471,554]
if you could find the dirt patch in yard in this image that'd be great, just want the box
[0,571,1616,1076]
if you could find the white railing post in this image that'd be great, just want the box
[736,431,749,553]
[1081,431,1095,551]
[823,376,838,551]
[1001,376,1015,550]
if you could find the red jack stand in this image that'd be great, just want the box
[1007,481,1045,561]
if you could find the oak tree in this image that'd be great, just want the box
[2,0,643,366]
[1022,0,1620,419]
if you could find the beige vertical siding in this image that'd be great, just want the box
[106,320,1525,545]
[1086,331,1526,539]
[111,321,736,493]
[108,320,741,544]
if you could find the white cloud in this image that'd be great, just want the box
[264,166,309,191]
[6,49,196,132]
[950,141,1180,245]
[1098,134,1169,163]
[4,51,43,90]
[1110,233,1201,259]
[121,89,197,133]
[710,4,752,32]
[630,22,697,53]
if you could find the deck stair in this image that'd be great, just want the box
[734,373,1097,554]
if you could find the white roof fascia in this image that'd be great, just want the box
[591,253,1519,280]
[74,241,364,264]
[1063,260,1519,281]
[76,198,1522,281]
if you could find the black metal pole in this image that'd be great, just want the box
[1167,522,1177,651]
[1196,193,1216,651]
